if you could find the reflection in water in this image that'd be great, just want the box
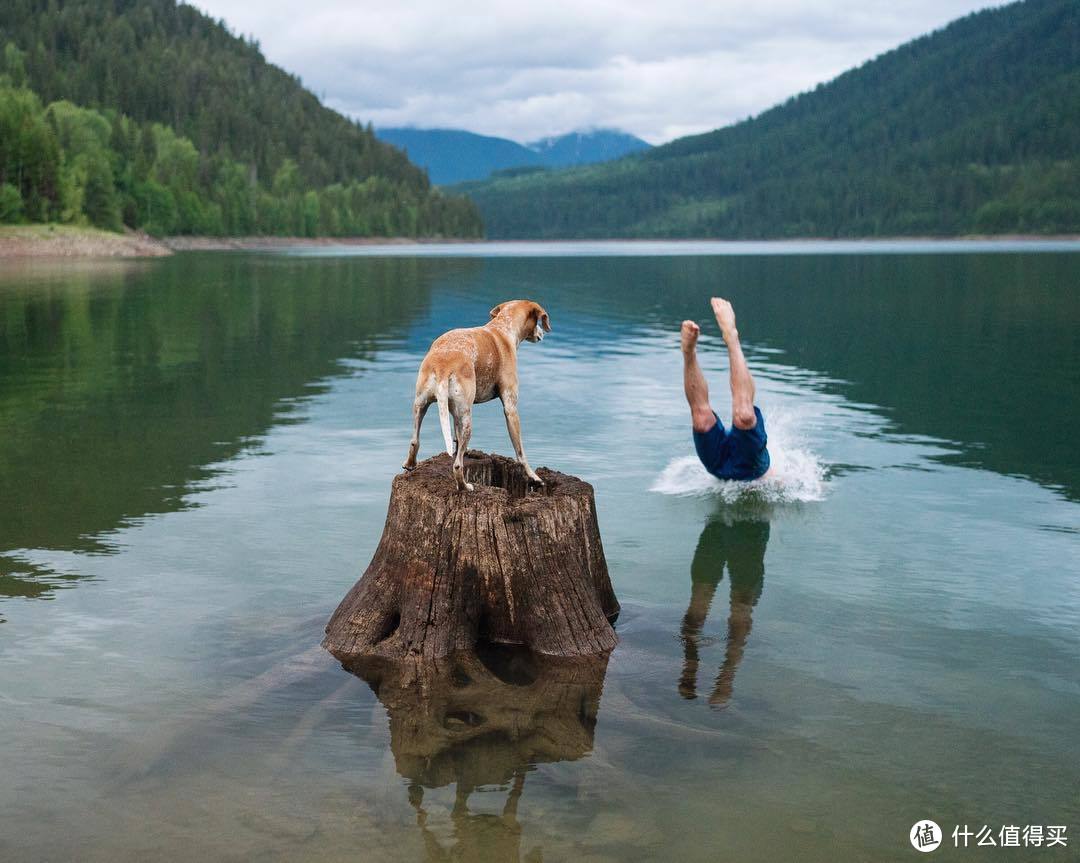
[0,255,441,555]
[679,516,769,707]
[0,556,84,622]
[1,248,1078,861]
[347,648,608,863]
[0,255,484,612]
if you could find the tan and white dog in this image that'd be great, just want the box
[403,299,551,491]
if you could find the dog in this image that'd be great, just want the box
[403,299,551,491]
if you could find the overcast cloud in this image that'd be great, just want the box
[191,0,998,144]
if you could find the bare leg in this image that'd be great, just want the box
[710,298,756,430]
[502,390,543,484]
[403,396,431,470]
[682,320,717,433]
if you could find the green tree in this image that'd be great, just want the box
[0,181,22,221]
[46,100,120,227]
[3,41,26,87]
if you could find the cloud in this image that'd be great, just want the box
[191,0,998,143]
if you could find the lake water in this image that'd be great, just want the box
[1,243,1078,862]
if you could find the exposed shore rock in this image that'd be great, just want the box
[0,227,462,259]
[0,225,172,258]
[161,235,465,251]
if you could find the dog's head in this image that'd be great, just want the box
[489,300,551,343]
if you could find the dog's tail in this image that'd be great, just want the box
[436,377,454,455]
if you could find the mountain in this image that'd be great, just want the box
[376,128,541,185]
[528,129,650,168]
[376,127,650,185]
[458,0,1080,239]
[0,0,481,237]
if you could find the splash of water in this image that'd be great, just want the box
[650,408,827,503]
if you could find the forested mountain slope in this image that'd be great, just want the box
[459,0,1079,239]
[0,0,481,237]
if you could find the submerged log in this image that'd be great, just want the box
[323,451,619,664]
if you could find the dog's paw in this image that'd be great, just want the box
[464,482,475,492]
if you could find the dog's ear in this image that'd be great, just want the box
[489,303,504,319]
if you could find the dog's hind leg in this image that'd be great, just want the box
[451,409,474,491]
[450,376,476,491]
[402,393,432,471]
[501,390,543,485]
[435,377,454,456]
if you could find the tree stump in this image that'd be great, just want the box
[323,451,619,664]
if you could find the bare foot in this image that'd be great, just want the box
[680,320,700,354]
[710,297,737,335]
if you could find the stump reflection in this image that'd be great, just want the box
[347,647,609,862]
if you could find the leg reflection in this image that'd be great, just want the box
[679,569,722,700]
[680,516,769,706]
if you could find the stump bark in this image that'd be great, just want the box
[323,451,619,663]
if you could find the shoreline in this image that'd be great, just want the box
[0,225,174,259]
[160,235,471,251]
[0,226,474,259]
[2,225,1079,259]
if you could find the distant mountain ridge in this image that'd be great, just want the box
[458,0,1080,239]
[527,130,652,168]
[376,127,650,185]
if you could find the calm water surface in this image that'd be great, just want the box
[1,244,1078,862]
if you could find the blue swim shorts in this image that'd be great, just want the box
[693,406,771,481]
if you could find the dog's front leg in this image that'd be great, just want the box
[501,391,543,485]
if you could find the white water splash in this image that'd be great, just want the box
[650,408,827,503]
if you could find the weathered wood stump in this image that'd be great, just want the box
[323,451,619,664]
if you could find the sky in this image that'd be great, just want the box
[192,0,999,145]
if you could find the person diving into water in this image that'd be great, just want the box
[677,299,774,706]
[681,298,772,482]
